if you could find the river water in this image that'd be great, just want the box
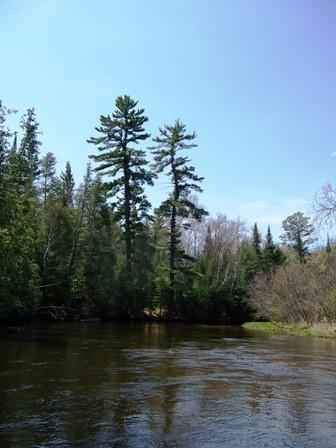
[0,323,336,447]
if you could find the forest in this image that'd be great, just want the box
[1,95,335,325]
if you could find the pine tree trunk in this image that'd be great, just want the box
[123,154,132,278]
[168,155,179,319]
[169,203,176,319]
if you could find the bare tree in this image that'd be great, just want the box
[314,182,336,228]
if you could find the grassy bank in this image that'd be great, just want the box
[243,321,336,338]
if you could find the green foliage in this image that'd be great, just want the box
[262,225,286,273]
[40,152,57,205]
[88,95,154,288]
[71,173,117,316]
[0,97,327,327]
[281,212,315,263]
[151,120,207,318]
[60,161,75,207]
[0,106,41,318]
[19,108,41,183]
[252,223,261,260]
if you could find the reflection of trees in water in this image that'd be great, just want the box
[2,324,336,447]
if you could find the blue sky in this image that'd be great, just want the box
[1,0,336,239]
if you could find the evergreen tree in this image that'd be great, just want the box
[150,212,170,314]
[0,101,14,168]
[151,119,207,318]
[40,152,57,205]
[262,225,285,272]
[252,222,262,266]
[88,95,153,279]
[11,132,18,153]
[19,108,41,183]
[326,234,331,254]
[72,174,117,316]
[60,161,75,207]
[281,212,315,263]
[0,140,41,317]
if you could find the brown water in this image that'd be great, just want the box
[1,323,336,448]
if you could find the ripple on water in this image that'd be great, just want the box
[1,324,336,448]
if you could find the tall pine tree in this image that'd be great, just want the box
[88,95,154,279]
[151,119,207,318]
[281,212,315,263]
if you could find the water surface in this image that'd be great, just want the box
[1,323,336,447]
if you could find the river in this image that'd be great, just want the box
[1,323,336,447]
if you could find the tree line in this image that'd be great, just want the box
[0,96,333,324]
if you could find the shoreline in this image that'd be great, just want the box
[243,321,336,338]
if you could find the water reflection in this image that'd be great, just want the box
[1,323,336,447]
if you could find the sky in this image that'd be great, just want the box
[1,0,336,239]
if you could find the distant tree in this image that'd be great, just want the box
[0,106,41,318]
[326,234,332,254]
[262,225,286,272]
[252,223,262,266]
[151,119,207,318]
[71,173,117,316]
[40,152,57,205]
[60,161,75,207]
[88,95,154,278]
[19,108,41,183]
[314,182,336,227]
[11,132,18,153]
[0,102,12,166]
[280,212,315,263]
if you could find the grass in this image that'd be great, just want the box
[243,321,336,338]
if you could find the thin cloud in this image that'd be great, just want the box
[240,197,310,226]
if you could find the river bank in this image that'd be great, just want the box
[243,321,336,338]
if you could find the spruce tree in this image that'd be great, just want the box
[264,225,275,257]
[60,161,75,207]
[88,95,153,278]
[262,225,285,272]
[151,119,207,318]
[252,222,262,264]
[19,108,41,183]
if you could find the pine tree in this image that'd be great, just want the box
[60,161,75,207]
[88,95,153,278]
[151,119,207,318]
[281,212,315,263]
